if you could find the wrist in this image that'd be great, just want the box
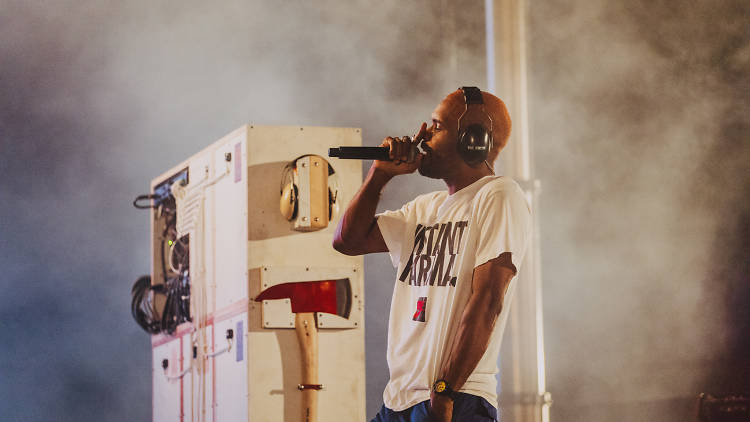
[366,166,393,188]
[432,379,459,401]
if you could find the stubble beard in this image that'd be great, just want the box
[417,154,441,179]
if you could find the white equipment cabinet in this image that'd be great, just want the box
[149,125,365,422]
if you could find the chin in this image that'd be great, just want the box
[418,162,441,179]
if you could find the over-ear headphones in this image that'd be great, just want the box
[279,154,339,231]
[456,86,493,167]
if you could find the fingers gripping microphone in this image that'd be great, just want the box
[328,146,391,161]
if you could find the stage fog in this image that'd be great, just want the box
[0,1,747,421]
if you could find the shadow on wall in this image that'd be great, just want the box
[248,161,296,241]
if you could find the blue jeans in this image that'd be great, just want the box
[370,392,499,422]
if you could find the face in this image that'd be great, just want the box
[418,91,465,179]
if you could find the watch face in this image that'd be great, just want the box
[434,381,446,393]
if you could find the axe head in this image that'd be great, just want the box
[255,278,352,319]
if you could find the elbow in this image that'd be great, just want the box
[332,223,348,254]
[332,236,346,254]
[332,234,356,256]
[469,294,504,328]
[487,293,504,321]
[488,305,503,327]
[332,218,372,256]
[332,219,353,255]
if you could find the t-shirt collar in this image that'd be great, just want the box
[440,175,497,209]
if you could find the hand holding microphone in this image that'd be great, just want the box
[328,123,429,177]
[373,122,428,177]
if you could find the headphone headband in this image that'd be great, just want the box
[460,86,484,105]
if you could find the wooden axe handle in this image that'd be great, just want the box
[295,312,318,422]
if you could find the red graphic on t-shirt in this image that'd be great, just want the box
[413,297,427,322]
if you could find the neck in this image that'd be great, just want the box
[443,165,494,195]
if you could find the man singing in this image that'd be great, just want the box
[333,87,531,422]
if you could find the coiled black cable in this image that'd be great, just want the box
[131,274,192,335]
[131,275,163,334]
[132,185,191,335]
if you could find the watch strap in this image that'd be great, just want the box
[432,379,458,400]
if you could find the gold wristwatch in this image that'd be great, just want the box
[432,379,458,400]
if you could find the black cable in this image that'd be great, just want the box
[131,275,162,334]
[159,273,191,334]
[132,188,192,336]
[131,273,193,335]
[133,194,158,209]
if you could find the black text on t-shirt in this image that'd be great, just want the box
[398,221,468,287]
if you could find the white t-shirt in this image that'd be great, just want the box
[376,175,532,411]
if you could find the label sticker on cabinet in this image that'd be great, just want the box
[235,320,244,362]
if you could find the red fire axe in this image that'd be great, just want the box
[255,279,352,422]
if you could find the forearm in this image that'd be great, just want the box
[438,294,500,390]
[333,166,392,253]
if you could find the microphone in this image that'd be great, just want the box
[328,146,391,161]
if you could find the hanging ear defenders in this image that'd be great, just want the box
[279,154,339,230]
[456,86,493,167]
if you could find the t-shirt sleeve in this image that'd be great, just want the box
[474,188,532,273]
[376,200,414,268]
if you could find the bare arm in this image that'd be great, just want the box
[332,123,427,256]
[429,254,516,421]
[332,166,392,255]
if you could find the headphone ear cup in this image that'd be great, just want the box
[457,124,491,166]
[279,183,298,221]
[328,186,338,220]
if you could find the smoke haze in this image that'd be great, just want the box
[0,1,485,420]
[530,0,750,420]
[1,1,747,421]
